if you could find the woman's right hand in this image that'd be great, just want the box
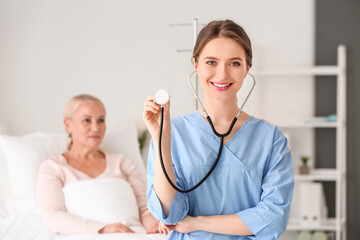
[98,223,134,234]
[143,96,171,140]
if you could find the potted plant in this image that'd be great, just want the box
[138,129,148,154]
[299,156,310,174]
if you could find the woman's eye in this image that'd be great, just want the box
[206,61,216,65]
[83,119,91,123]
[97,119,105,124]
[230,62,241,66]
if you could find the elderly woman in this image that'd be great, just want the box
[37,94,159,234]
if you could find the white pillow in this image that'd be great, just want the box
[63,178,141,227]
[0,123,145,211]
[0,133,68,200]
[0,143,11,215]
[101,125,146,178]
[0,197,8,219]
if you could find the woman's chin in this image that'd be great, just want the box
[83,140,102,149]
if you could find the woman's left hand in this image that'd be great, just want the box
[141,212,160,234]
[171,215,196,234]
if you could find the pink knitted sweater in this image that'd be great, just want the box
[36,152,147,234]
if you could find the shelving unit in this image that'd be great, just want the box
[179,18,346,240]
[254,45,347,240]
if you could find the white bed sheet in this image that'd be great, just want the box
[0,208,170,240]
[0,125,168,240]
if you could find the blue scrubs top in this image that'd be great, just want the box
[147,111,294,240]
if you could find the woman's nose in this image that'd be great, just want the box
[91,122,100,131]
[215,64,229,80]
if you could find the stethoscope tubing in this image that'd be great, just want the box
[158,107,225,193]
[157,71,256,193]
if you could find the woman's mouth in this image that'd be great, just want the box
[88,135,100,139]
[211,82,232,91]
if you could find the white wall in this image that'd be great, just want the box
[0,1,315,239]
[0,0,315,135]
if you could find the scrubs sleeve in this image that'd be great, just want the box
[236,127,294,240]
[146,140,189,225]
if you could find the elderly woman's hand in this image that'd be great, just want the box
[98,223,134,234]
[141,211,160,234]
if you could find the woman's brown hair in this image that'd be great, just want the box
[193,20,252,68]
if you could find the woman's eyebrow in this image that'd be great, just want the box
[81,114,105,118]
[203,56,244,61]
[204,56,218,60]
[229,57,244,61]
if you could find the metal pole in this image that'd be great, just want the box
[193,18,199,110]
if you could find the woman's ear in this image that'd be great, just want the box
[192,57,198,70]
[64,118,71,133]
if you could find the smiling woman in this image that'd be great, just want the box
[36,94,160,235]
[143,20,294,240]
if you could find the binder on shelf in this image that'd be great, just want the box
[299,182,327,227]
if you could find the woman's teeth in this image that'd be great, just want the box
[213,83,230,88]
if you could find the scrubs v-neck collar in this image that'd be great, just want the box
[191,111,253,147]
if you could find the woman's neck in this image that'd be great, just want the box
[201,97,239,125]
[66,145,101,163]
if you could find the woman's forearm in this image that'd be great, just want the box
[153,136,176,217]
[193,214,253,236]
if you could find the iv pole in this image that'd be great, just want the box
[193,18,199,110]
[170,18,200,111]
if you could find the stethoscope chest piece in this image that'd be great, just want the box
[154,89,170,106]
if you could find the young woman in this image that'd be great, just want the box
[143,20,294,240]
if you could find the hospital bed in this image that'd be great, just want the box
[0,123,168,240]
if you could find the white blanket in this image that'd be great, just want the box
[0,178,170,240]
[63,178,141,228]
[0,209,169,240]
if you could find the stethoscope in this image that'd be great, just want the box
[153,71,256,193]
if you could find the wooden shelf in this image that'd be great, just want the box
[287,218,337,231]
[253,66,340,76]
[279,122,337,128]
[273,117,337,128]
[295,169,338,182]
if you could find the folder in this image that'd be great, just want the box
[299,182,327,227]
